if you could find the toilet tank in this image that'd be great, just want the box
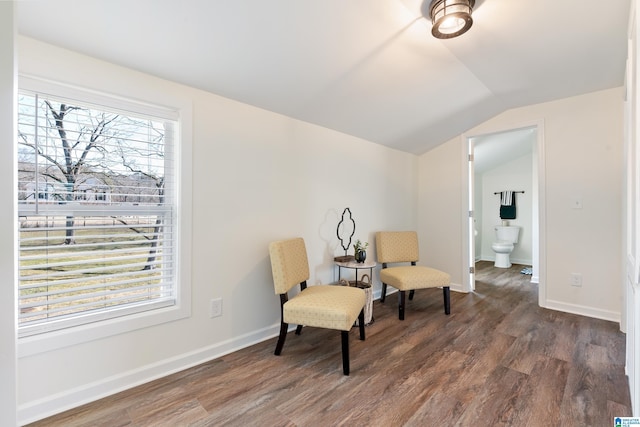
[495,226,520,243]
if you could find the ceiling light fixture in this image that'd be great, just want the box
[429,0,475,39]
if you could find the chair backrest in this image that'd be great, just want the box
[269,237,311,295]
[376,231,420,264]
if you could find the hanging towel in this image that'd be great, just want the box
[500,191,517,219]
[501,191,513,205]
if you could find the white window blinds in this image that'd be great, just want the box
[17,87,178,337]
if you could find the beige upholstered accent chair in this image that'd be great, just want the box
[269,237,366,375]
[376,231,451,320]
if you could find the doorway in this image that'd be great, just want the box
[463,121,545,306]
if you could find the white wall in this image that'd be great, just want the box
[478,154,534,265]
[16,37,418,424]
[417,140,466,290]
[419,87,624,321]
[0,3,18,426]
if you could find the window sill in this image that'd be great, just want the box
[18,302,190,358]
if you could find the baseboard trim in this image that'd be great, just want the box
[449,283,465,293]
[544,299,621,323]
[477,256,532,266]
[17,324,281,425]
[510,257,533,266]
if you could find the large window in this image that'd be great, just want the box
[17,80,181,338]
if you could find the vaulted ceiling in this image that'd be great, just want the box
[16,0,631,154]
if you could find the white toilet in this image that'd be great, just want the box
[491,225,520,268]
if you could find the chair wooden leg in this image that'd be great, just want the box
[380,283,387,303]
[295,325,303,335]
[274,321,288,355]
[408,289,415,300]
[443,286,451,315]
[398,290,406,320]
[341,330,350,375]
[358,309,365,340]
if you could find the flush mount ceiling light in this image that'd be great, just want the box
[429,0,475,39]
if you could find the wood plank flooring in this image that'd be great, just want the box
[28,261,632,426]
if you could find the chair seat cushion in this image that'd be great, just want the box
[380,266,450,291]
[283,285,365,331]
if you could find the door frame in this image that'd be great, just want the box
[624,1,639,412]
[461,120,546,307]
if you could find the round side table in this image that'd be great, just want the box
[335,260,376,325]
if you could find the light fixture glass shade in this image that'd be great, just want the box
[429,0,475,39]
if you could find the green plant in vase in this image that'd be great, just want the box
[353,239,369,263]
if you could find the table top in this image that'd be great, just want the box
[335,260,377,269]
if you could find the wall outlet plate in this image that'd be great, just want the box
[210,298,222,318]
[571,273,582,287]
[571,197,583,209]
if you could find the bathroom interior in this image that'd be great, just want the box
[471,126,538,283]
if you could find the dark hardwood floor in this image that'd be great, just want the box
[28,261,632,426]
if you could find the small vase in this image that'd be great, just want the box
[355,250,366,263]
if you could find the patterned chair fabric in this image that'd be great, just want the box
[269,237,366,375]
[270,237,311,295]
[376,230,420,264]
[379,265,451,291]
[375,231,451,320]
[282,285,366,331]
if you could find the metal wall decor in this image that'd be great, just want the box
[336,207,356,256]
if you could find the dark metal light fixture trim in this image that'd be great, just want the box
[429,0,475,39]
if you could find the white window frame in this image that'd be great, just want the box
[17,75,192,357]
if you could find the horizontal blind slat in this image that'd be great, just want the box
[20,282,172,313]
[19,243,169,261]
[19,246,167,269]
[19,260,170,284]
[19,300,176,337]
[20,295,175,323]
[19,273,170,300]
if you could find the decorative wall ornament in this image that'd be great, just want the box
[336,207,356,256]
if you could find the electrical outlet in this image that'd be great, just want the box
[570,273,582,287]
[210,298,222,318]
[571,197,583,209]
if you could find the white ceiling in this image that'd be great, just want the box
[472,127,535,174]
[16,0,630,154]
